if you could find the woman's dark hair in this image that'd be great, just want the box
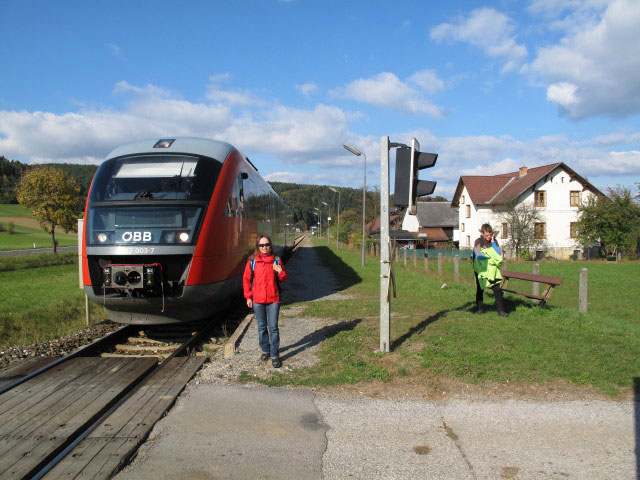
[252,234,273,257]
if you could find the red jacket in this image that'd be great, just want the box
[243,254,287,304]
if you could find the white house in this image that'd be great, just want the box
[451,163,604,259]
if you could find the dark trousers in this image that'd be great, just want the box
[475,273,506,313]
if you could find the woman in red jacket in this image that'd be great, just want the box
[243,235,287,368]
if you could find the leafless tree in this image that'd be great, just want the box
[495,200,543,258]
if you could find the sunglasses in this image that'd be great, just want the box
[258,243,271,247]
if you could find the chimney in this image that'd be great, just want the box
[519,166,528,177]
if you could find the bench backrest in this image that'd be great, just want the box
[501,270,563,285]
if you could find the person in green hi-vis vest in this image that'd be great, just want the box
[472,224,508,317]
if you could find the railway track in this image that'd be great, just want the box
[0,242,299,479]
[0,311,242,480]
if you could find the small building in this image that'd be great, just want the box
[451,162,604,259]
[415,202,459,249]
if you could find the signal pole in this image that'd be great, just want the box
[380,136,391,352]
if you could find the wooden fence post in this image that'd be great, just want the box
[403,248,407,267]
[424,255,429,273]
[454,255,459,280]
[532,263,539,296]
[579,268,588,313]
[438,253,443,276]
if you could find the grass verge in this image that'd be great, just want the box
[258,241,640,396]
[1,262,108,348]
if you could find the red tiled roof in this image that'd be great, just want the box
[452,162,603,206]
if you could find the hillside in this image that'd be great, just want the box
[0,156,446,229]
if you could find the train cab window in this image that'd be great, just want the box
[89,155,222,202]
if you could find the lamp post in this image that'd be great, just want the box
[314,207,321,239]
[343,144,366,267]
[322,201,329,240]
[329,186,340,249]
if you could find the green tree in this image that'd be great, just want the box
[17,167,81,253]
[576,187,640,257]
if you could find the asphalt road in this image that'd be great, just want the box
[114,383,637,480]
[0,246,77,256]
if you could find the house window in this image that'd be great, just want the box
[570,191,581,207]
[461,223,465,232]
[465,205,470,218]
[461,195,465,204]
[501,223,508,238]
[466,235,470,246]
[570,222,578,238]
[534,222,546,239]
[534,190,546,207]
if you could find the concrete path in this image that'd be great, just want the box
[115,239,638,479]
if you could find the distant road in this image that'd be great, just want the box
[0,246,78,257]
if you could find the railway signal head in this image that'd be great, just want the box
[393,138,437,214]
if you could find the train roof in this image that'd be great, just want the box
[105,137,237,163]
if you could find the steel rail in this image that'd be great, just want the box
[30,319,214,480]
[0,324,134,396]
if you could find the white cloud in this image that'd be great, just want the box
[430,7,528,73]
[1,79,639,195]
[330,71,445,117]
[205,74,263,106]
[295,83,318,97]
[526,0,640,119]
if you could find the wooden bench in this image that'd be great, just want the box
[500,270,563,305]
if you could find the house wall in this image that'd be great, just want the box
[457,186,479,248]
[457,167,598,259]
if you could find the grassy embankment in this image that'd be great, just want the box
[0,204,78,250]
[0,253,108,348]
[262,240,640,396]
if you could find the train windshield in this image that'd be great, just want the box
[89,154,222,202]
[87,205,203,245]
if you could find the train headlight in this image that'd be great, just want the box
[178,232,190,242]
[97,233,108,243]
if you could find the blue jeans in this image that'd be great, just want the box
[253,303,280,359]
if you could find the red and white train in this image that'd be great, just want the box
[81,137,294,324]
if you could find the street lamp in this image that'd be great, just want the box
[322,201,329,240]
[314,207,321,238]
[329,186,340,249]
[343,144,367,267]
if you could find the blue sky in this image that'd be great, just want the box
[1,0,639,199]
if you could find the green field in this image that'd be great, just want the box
[0,257,108,347]
[0,224,78,250]
[0,203,78,250]
[0,204,31,217]
[263,241,640,396]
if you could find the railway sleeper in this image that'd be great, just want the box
[115,344,180,353]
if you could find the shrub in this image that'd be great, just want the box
[7,222,15,234]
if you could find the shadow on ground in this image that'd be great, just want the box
[280,245,361,306]
[391,302,474,351]
[279,319,361,362]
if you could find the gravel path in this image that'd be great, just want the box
[198,236,352,383]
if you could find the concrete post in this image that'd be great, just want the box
[579,268,588,313]
[438,253,443,275]
[424,255,429,273]
[533,263,539,296]
[403,248,407,267]
[454,255,459,280]
[413,249,417,268]
[379,136,391,352]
